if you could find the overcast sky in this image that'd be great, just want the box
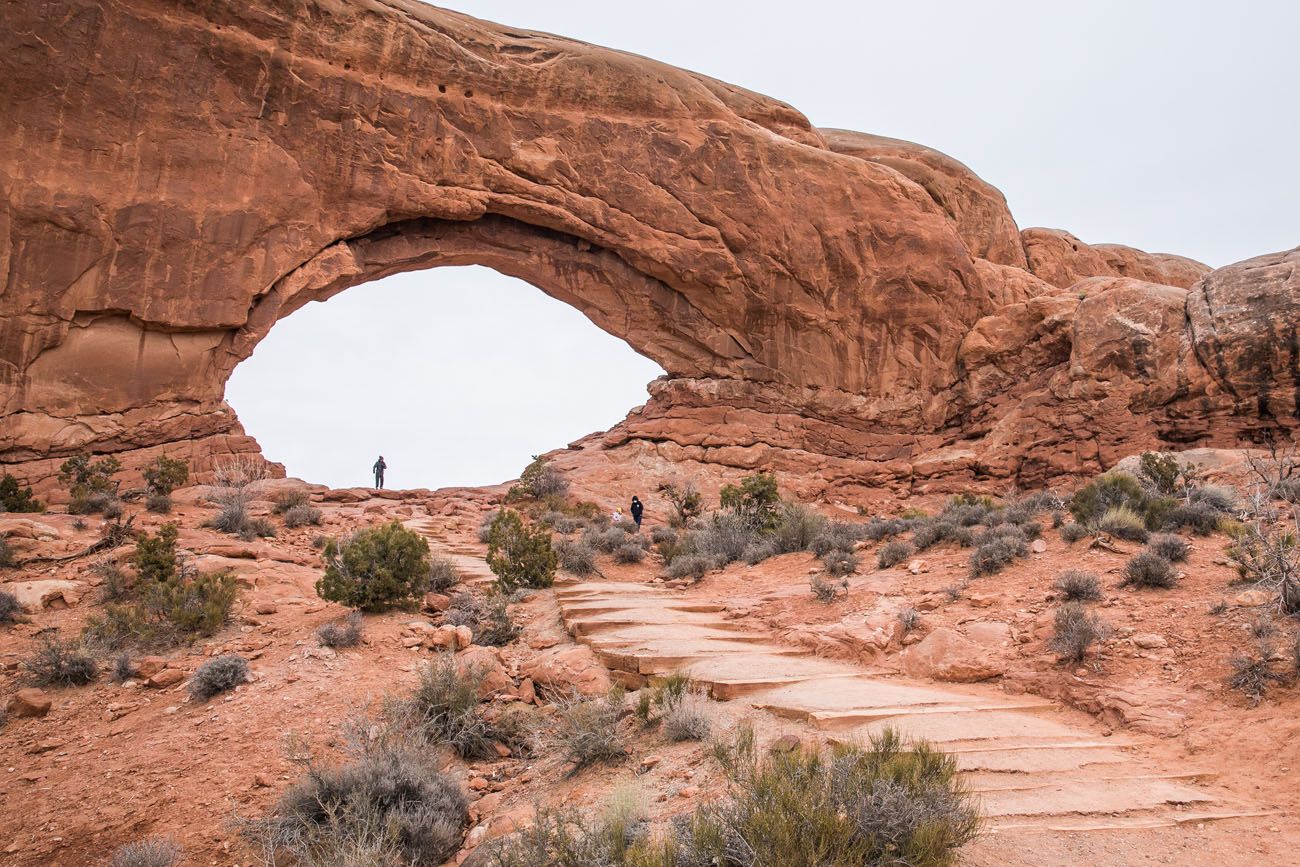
[227,0,1299,490]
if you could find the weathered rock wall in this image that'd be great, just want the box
[1,0,1295,499]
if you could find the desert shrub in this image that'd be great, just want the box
[317,611,363,649]
[1227,521,1300,614]
[189,653,248,701]
[316,521,432,611]
[478,510,500,544]
[877,540,914,569]
[1069,471,1148,525]
[246,744,467,867]
[544,691,626,774]
[282,503,322,528]
[658,479,704,527]
[405,655,496,759]
[743,539,777,565]
[1165,500,1224,535]
[679,727,980,867]
[486,509,556,592]
[614,542,646,564]
[912,520,959,551]
[667,553,712,582]
[1054,569,1102,602]
[650,525,678,546]
[1274,477,1300,504]
[143,456,189,499]
[770,503,825,554]
[1136,451,1184,496]
[483,801,649,867]
[109,837,182,867]
[1147,533,1190,562]
[1049,602,1109,663]
[1060,522,1091,544]
[471,593,520,647]
[862,517,910,541]
[939,497,997,528]
[81,491,122,519]
[1097,505,1149,542]
[897,606,921,633]
[1191,484,1237,513]
[208,498,249,535]
[144,493,172,514]
[24,635,98,686]
[811,521,864,556]
[271,490,310,515]
[720,471,782,530]
[823,549,859,577]
[0,537,12,568]
[583,525,623,554]
[427,556,459,593]
[80,524,238,649]
[686,511,762,566]
[661,690,712,742]
[58,453,121,512]
[968,524,1030,577]
[111,652,137,683]
[511,455,569,500]
[548,513,586,534]
[240,516,277,540]
[0,474,42,512]
[811,573,847,603]
[554,537,598,577]
[1228,652,1287,706]
[1120,550,1177,589]
[0,589,19,624]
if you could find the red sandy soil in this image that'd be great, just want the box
[1,473,1297,866]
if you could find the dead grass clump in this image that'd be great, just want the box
[1049,602,1109,664]
[23,635,98,686]
[823,549,859,577]
[317,612,364,649]
[877,539,914,569]
[1228,652,1288,706]
[1054,569,1103,602]
[1146,533,1190,562]
[109,838,182,867]
[810,573,847,603]
[245,744,467,866]
[543,691,627,774]
[1120,550,1177,589]
[404,655,496,759]
[0,589,19,624]
[427,555,460,593]
[189,654,248,701]
[660,690,713,743]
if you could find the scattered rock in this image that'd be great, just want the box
[6,688,52,718]
[768,734,802,754]
[902,627,1004,682]
[146,669,184,689]
[1132,633,1169,649]
[5,580,82,613]
[519,646,611,697]
[907,559,927,575]
[1030,538,1048,554]
[1233,589,1271,607]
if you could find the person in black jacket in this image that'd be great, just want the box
[372,455,387,489]
[629,495,644,529]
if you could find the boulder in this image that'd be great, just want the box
[519,646,610,697]
[5,580,82,613]
[902,627,1003,683]
[6,688,52,718]
[457,647,511,698]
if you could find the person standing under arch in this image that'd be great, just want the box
[372,455,387,489]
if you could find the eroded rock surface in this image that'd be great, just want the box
[1,0,1297,499]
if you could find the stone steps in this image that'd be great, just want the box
[541,579,1260,832]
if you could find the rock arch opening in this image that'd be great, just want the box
[226,263,665,489]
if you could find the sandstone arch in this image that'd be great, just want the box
[3,0,1296,499]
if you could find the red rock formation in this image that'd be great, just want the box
[0,0,1295,500]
